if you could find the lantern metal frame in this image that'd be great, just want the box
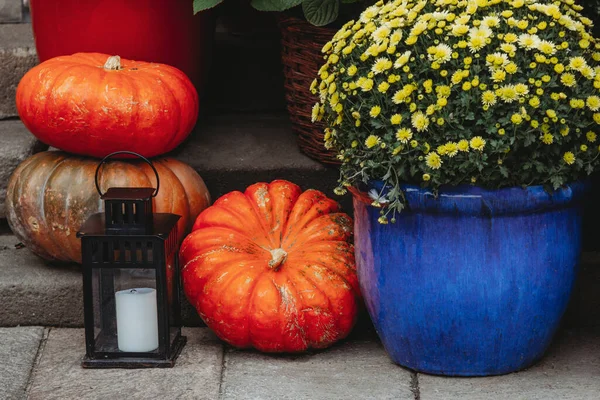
[77,151,186,369]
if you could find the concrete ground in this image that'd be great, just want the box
[1,326,598,400]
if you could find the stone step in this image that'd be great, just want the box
[168,112,347,210]
[1,227,599,328]
[0,23,37,119]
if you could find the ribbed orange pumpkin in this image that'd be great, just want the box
[16,53,198,158]
[6,151,211,263]
[180,180,360,352]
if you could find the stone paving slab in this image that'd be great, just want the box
[0,24,37,118]
[28,328,223,400]
[418,329,600,400]
[0,326,43,400]
[220,338,415,400]
[0,119,47,219]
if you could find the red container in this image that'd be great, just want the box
[29,0,215,93]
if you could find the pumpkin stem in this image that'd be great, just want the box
[269,248,288,271]
[103,55,122,71]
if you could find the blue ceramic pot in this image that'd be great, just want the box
[353,182,587,376]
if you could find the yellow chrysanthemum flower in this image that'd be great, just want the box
[396,128,413,143]
[427,43,453,64]
[497,85,519,103]
[492,70,507,82]
[470,136,486,151]
[541,133,554,144]
[445,142,458,157]
[390,114,402,125]
[311,103,321,122]
[511,113,523,124]
[458,139,470,152]
[372,57,393,74]
[563,152,575,165]
[560,73,576,87]
[569,56,587,71]
[587,96,600,112]
[411,111,430,132]
[425,152,442,169]
[538,40,556,55]
[481,90,497,106]
[394,51,412,68]
[365,135,380,149]
[370,106,381,118]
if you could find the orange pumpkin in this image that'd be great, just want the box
[180,180,360,352]
[16,53,198,158]
[6,151,211,263]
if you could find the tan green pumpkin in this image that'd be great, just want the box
[6,151,210,263]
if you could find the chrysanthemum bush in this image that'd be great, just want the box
[312,0,600,222]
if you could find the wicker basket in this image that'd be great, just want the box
[277,15,339,165]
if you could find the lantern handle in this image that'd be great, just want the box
[94,151,160,197]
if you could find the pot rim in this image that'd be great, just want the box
[357,181,589,216]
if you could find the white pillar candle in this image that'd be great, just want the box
[115,288,159,352]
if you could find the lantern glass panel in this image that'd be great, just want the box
[91,266,160,355]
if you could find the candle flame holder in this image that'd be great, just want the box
[77,151,186,368]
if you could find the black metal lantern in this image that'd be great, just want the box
[77,151,186,368]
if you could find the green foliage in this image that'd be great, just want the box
[193,0,223,13]
[303,0,340,26]
[251,0,304,12]
[193,0,365,26]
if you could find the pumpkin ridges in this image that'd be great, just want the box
[287,245,359,296]
[273,271,310,351]
[39,156,77,262]
[196,261,265,348]
[52,158,95,262]
[285,266,339,348]
[180,228,267,268]
[127,70,178,151]
[6,153,63,260]
[246,274,290,352]
[37,63,83,136]
[149,162,189,243]
[193,192,274,248]
[110,69,138,148]
[182,252,256,307]
[281,190,341,249]
[136,66,197,152]
[244,183,278,247]
[298,261,359,346]
[162,159,210,232]
[269,181,303,246]
[289,213,353,249]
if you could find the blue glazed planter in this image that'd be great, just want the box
[353,182,587,376]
